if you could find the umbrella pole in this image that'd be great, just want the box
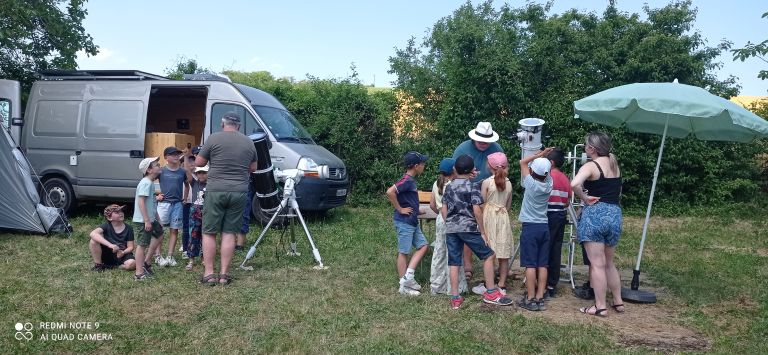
[623,117,668,304]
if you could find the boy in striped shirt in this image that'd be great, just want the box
[545,148,572,298]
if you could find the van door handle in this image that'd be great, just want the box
[130,150,144,158]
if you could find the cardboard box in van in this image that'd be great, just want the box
[145,132,196,166]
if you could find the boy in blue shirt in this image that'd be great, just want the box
[518,148,554,311]
[156,146,191,267]
[386,151,429,296]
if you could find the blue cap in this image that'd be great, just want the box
[403,151,428,167]
[438,158,456,174]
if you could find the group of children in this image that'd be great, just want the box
[387,148,573,311]
[89,146,209,281]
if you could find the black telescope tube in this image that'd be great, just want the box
[249,133,280,215]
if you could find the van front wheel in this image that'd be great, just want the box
[42,177,76,215]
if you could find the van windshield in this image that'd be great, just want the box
[252,105,315,144]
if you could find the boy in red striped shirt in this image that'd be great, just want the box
[545,148,573,298]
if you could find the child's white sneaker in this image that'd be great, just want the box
[398,285,421,296]
[400,277,422,291]
[166,256,177,267]
[471,282,487,295]
[155,254,168,266]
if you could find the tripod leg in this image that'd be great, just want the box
[240,196,289,268]
[290,198,326,269]
[287,206,300,256]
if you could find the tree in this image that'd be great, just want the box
[732,12,768,80]
[390,1,761,207]
[0,0,98,93]
[164,56,211,80]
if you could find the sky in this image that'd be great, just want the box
[76,0,768,95]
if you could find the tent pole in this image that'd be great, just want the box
[632,117,669,290]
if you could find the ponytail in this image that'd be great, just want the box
[493,168,508,191]
[609,153,619,176]
[437,174,448,194]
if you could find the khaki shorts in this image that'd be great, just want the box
[202,191,247,234]
[134,221,163,247]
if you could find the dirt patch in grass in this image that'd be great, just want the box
[472,267,710,352]
[708,244,768,258]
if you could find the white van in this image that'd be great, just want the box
[0,70,348,222]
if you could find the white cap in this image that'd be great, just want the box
[139,157,159,174]
[530,157,551,176]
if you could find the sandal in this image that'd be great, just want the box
[579,305,607,317]
[611,303,626,313]
[200,273,218,286]
[185,261,194,271]
[219,273,233,285]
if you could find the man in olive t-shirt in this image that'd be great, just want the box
[195,112,258,285]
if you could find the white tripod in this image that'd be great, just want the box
[240,169,327,270]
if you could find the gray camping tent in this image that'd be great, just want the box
[1,126,66,234]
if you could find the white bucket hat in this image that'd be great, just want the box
[468,121,499,143]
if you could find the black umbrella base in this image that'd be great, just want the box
[622,287,657,304]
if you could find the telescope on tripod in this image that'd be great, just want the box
[240,132,327,270]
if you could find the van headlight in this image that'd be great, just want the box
[297,157,325,178]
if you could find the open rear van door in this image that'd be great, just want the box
[0,79,22,144]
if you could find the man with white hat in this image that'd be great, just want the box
[452,121,504,183]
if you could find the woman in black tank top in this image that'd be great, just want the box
[571,132,625,316]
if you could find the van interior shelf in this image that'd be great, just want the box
[38,70,168,81]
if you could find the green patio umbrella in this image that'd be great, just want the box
[573,80,768,303]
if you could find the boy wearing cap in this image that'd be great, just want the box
[442,154,513,309]
[428,158,468,295]
[385,151,430,296]
[89,204,136,272]
[133,157,164,280]
[156,146,191,267]
[518,148,555,311]
[185,163,208,270]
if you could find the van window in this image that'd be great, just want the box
[34,101,80,137]
[252,105,314,144]
[0,99,8,129]
[211,103,264,135]
[85,100,143,138]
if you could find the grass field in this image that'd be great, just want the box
[1,204,766,354]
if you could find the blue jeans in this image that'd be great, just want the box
[394,220,428,254]
[241,189,254,234]
[445,232,494,266]
[182,203,191,252]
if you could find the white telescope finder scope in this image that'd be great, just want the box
[515,117,546,159]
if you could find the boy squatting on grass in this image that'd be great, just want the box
[132,157,165,281]
[442,154,514,309]
[89,204,136,272]
[386,151,430,296]
[518,148,554,311]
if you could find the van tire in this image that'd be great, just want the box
[42,177,76,215]
[251,194,285,228]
